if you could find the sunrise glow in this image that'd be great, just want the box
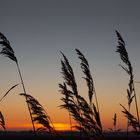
[6,123,75,131]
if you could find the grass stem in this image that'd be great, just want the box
[16,62,36,132]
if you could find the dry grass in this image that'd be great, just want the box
[116,30,140,133]
[0,84,19,102]
[59,49,103,140]
[20,93,65,140]
[0,111,5,130]
[20,93,53,131]
[0,32,35,132]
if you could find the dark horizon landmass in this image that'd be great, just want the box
[0,131,140,140]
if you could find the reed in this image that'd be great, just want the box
[59,83,73,133]
[116,30,140,133]
[108,113,122,133]
[76,49,102,129]
[113,113,117,131]
[121,104,140,133]
[20,93,64,139]
[0,32,35,132]
[0,111,5,130]
[75,49,94,103]
[59,50,103,139]
[0,84,20,131]
[19,93,53,132]
[59,51,80,136]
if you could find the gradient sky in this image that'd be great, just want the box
[0,0,140,131]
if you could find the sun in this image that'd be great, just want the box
[6,122,76,131]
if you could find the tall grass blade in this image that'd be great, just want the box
[75,49,94,104]
[59,51,103,139]
[116,30,140,132]
[116,30,134,107]
[60,51,78,96]
[19,93,64,139]
[75,49,102,129]
[76,49,102,130]
[0,32,17,62]
[59,83,73,133]
[0,111,6,130]
[0,32,35,132]
[16,62,36,132]
[121,104,140,133]
[113,113,117,131]
[0,84,19,102]
[92,103,102,131]
[20,93,53,132]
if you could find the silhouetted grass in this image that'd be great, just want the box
[0,111,5,130]
[116,30,140,133]
[113,113,117,131]
[108,113,122,133]
[0,32,35,132]
[59,50,103,140]
[20,93,53,132]
[0,84,19,102]
[76,49,102,130]
[0,84,19,130]
[121,104,140,133]
[20,93,65,140]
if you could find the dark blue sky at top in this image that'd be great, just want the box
[0,0,140,83]
[0,0,140,117]
[0,1,139,51]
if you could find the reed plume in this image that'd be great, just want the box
[113,113,117,131]
[0,32,17,62]
[20,93,53,132]
[76,49,102,130]
[59,50,103,139]
[116,30,140,132]
[60,51,78,96]
[0,111,5,130]
[108,113,121,133]
[59,83,73,133]
[20,93,64,139]
[121,104,140,133]
[75,49,94,104]
[0,84,19,131]
[0,32,35,132]
[59,51,80,135]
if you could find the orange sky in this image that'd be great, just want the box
[6,122,73,131]
[0,99,129,132]
[0,70,139,132]
[0,81,139,132]
[2,121,126,132]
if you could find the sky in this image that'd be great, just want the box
[0,0,140,131]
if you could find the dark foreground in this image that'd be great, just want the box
[0,131,140,140]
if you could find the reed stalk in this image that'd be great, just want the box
[76,49,102,129]
[19,93,53,131]
[0,111,5,130]
[59,50,103,139]
[0,32,35,132]
[113,113,117,132]
[16,62,36,132]
[116,30,140,132]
